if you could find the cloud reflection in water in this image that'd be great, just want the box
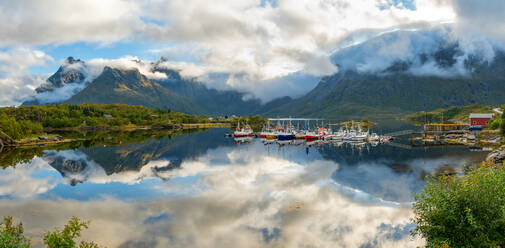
[0,140,434,247]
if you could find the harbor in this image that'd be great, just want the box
[230,114,504,150]
[231,119,392,146]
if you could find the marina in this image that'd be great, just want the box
[233,119,392,145]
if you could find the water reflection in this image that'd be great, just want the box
[0,128,488,247]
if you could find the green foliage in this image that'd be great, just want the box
[489,118,501,130]
[406,104,497,124]
[501,112,505,137]
[0,216,104,248]
[43,217,101,248]
[231,115,269,131]
[0,104,211,140]
[412,165,505,247]
[0,113,43,140]
[0,217,30,248]
[0,147,44,169]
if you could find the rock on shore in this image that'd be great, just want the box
[486,146,505,165]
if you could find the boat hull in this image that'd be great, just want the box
[278,134,295,140]
[233,133,253,137]
[305,136,320,140]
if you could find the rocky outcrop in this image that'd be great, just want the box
[36,56,85,93]
[486,146,505,165]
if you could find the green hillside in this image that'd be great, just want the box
[264,51,505,119]
[405,104,502,124]
[0,104,211,140]
[65,67,202,114]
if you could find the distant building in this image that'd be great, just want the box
[469,113,495,127]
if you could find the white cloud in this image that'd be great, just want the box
[0,47,53,106]
[0,0,460,105]
[0,0,142,46]
[142,0,455,98]
[8,0,505,105]
[0,157,58,198]
[0,142,426,247]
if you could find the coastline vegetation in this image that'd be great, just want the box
[412,163,505,247]
[405,104,502,124]
[1,216,104,248]
[0,104,216,142]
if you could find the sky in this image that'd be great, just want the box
[1,0,504,106]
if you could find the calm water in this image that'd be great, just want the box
[0,127,488,247]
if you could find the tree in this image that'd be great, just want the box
[412,165,505,247]
[0,216,30,248]
[489,118,501,130]
[43,216,102,248]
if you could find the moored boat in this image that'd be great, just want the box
[233,122,253,137]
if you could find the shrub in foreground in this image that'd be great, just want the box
[412,165,505,247]
[0,216,103,248]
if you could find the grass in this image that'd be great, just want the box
[405,104,502,124]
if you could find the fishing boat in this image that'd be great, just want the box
[234,136,253,143]
[326,127,346,140]
[295,131,306,140]
[351,128,368,141]
[277,120,295,141]
[233,122,253,137]
[343,128,356,141]
[294,122,306,139]
[305,130,320,140]
[259,125,267,139]
[368,132,380,141]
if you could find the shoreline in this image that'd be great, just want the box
[1,123,231,149]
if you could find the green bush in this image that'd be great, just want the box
[0,113,43,140]
[412,165,505,247]
[0,216,103,248]
[44,216,101,248]
[0,217,30,248]
[489,118,501,130]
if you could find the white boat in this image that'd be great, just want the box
[234,136,252,143]
[350,125,368,141]
[344,128,356,141]
[233,122,253,137]
[368,132,380,141]
[327,127,346,140]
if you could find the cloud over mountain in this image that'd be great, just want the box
[0,0,458,106]
[3,0,505,107]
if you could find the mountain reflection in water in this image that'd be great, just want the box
[0,128,488,247]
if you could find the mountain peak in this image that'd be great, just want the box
[65,56,82,64]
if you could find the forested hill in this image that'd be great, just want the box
[0,104,212,140]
